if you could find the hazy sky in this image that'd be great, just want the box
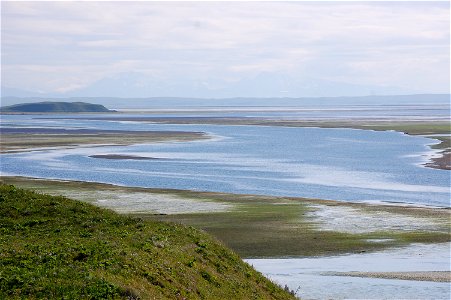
[1,1,450,97]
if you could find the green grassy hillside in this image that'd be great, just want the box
[0,185,296,299]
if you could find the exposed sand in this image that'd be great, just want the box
[425,152,451,170]
[328,271,451,282]
[0,129,208,153]
[3,116,449,169]
[89,154,160,160]
[1,176,450,259]
[306,204,449,234]
[249,243,451,299]
[47,116,451,171]
[36,189,232,215]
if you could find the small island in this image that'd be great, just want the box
[0,101,115,113]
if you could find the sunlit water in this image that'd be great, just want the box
[1,114,449,207]
[1,113,450,299]
[246,243,451,300]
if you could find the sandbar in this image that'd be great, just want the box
[49,116,451,170]
[0,127,208,153]
[89,154,160,160]
[328,271,451,282]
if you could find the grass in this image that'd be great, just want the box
[85,117,449,136]
[0,185,296,299]
[146,199,450,257]
[2,177,449,259]
[357,122,450,135]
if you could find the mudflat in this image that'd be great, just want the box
[1,176,449,258]
[42,116,451,170]
[88,154,160,160]
[0,127,208,153]
[425,152,451,170]
[329,271,451,282]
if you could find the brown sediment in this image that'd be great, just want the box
[0,129,208,153]
[89,154,160,160]
[328,271,451,282]
[1,175,450,258]
[44,116,451,170]
[424,151,451,170]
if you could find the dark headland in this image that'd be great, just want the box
[0,101,115,113]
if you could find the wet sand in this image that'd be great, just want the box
[330,271,451,282]
[425,152,451,170]
[0,128,208,153]
[1,176,449,258]
[46,116,450,170]
[247,242,451,299]
[89,154,160,160]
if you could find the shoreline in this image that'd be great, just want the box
[1,175,449,210]
[0,129,209,153]
[1,175,449,258]
[1,114,449,169]
[424,151,451,170]
[1,115,449,257]
[247,242,451,299]
[24,115,450,170]
[327,271,451,283]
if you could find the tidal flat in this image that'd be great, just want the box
[247,242,451,299]
[1,111,449,299]
[2,117,449,206]
[1,176,449,258]
[68,116,450,170]
[0,127,208,153]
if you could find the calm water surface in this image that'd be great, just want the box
[1,113,450,300]
[247,243,451,300]
[0,114,449,207]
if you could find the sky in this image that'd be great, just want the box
[1,0,450,98]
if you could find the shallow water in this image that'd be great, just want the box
[246,243,451,300]
[1,114,450,207]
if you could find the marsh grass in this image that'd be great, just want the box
[2,176,450,258]
[147,200,450,257]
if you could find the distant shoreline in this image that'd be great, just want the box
[0,127,208,154]
[20,114,448,170]
[2,94,450,108]
[0,101,115,113]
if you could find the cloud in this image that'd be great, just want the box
[1,1,449,96]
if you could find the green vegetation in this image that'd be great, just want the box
[147,193,450,257]
[0,101,114,113]
[0,185,296,299]
[2,177,449,259]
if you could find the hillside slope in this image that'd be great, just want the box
[0,101,113,113]
[0,185,296,299]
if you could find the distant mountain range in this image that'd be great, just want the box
[1,72,420,99]
[0,102,114,113]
